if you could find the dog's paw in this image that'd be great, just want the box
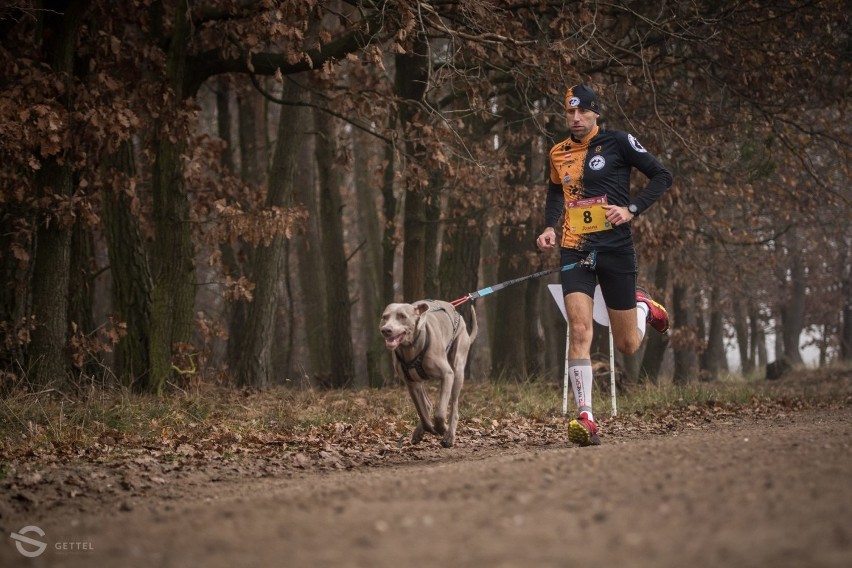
[440,435,454,448]
[411,424,425,445]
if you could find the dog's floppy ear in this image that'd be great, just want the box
[413,302,431,317]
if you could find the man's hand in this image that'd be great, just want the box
[604,205,634,227]
[536,227,557,250]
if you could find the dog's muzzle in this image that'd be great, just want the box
[381,328,405,349]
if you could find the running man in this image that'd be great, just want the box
[536,84,672,446]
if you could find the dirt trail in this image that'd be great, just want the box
[2,405,850,568]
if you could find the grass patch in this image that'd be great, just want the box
[1,366,848,458]
[615,378,763,416]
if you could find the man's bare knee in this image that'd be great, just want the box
[615,336,641,355]
[570,321,594,343]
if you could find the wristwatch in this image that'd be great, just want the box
[627,204,639,216]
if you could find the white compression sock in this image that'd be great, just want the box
[636,301,648,339]
[568,359,594,421]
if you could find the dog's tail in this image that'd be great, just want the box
[468,305,478,343]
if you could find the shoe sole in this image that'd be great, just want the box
[568,419,601,446]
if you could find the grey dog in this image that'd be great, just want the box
[380,300,478,447]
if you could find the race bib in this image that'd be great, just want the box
[568,195,611,234]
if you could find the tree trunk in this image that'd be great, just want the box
[29,170,73,387]
[396,35,429,302]
[842,259,852,362]
[491,226,530,379]
[701,285,728,379]
[401,178,427,302]
[102,140,153,388]
[423,171,442,300]
[438,199,485,367]
[147,0,196,394]
[235,81,307,388]
[68,217,97,376]
[293,104,329,379]
[492,99,537,380]
[214,76,248,374]
[315,109,356,388]
[380,138,398,306]
[236,82,266,188]
[437,211,483,303]
[353,128,390,388]
[640,259,670,383]
[732,297,753,375]
[672,283,699,384]
[753,304,767,369]
[524,264,545,376]
[0,208,32,373]
[779,228,805,364]
[28,0,90,387]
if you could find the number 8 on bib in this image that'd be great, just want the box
[567,195,611,235]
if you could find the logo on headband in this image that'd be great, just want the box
[568,96,581,107]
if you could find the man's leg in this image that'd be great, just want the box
[565,292,595,416]
[595,250,665,356]
[607,307,644,355]
[606,292,668,355]
[560,249,601,446]
[564,292,601,446]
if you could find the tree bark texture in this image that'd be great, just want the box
[28,0,90,387]
[235,81,307,388]
[423,170,442,300]
[750,304,767,370]
[639,259,670,384]
[672,283,699,384]
[0,211,31,371]
[842,263,852,362]
[102,140,153,388]
[293,102,330,378]
[780,228,805,365]
[732,297,753,374]
[395,35,429,302]
[237,82,267,188]
[315,109,356,388]
[215,78,249,373]
[492,99,537,380]
[380,134,398,306]
[148,0,195,394]
[701,285,729,379]
[353,128,391,388]
[491,226,531,379]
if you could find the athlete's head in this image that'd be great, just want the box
[564,84,599,139]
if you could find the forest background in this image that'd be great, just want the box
[0,0,849,396]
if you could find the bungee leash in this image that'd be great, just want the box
[449,250,597,308]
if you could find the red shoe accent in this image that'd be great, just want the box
[568,415,601,446]
[636,286,670,334]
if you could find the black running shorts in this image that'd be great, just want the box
[560,248,637,310]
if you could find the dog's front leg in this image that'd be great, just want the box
[433,367,455,438]
[443,335,472,448]
[406,381,436,444]
[443,365,466,448]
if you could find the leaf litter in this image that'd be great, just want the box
[0,367,849,522]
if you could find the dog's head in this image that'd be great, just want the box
[379,301,431,350]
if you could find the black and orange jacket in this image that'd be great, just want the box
[545,125,672,252]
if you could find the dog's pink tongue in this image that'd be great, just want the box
[385,335,403,349]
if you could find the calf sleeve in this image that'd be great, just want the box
[636,302,648,339]
[569,359,594,421]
